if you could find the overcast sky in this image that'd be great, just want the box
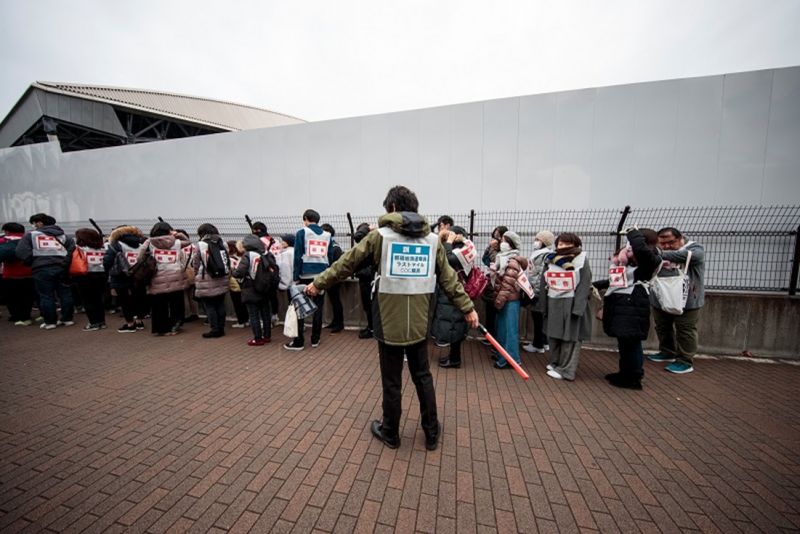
[1,0,799,122]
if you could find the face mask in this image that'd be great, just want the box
[532,240,542,250]
[500,242,511,252]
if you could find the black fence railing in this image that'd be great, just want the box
[59,205,800,294]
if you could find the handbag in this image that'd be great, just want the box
[650,250,692,315]
[69,247,88,276]
[130,249,157,287]
[459,267,488,300]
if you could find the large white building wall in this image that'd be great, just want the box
[1,67,799,222]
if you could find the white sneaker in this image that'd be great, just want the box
[271,314,279,326]
[35,316,45,323]
[546,364,554,371]
[57,320,75,327]
[544,344,550,351]
[546,369,563,380]
[523,343,545,354]
[231,323,247,329]
[14,320,32,326]
[40,323,57,330]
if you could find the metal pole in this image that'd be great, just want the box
[469,209,475,241]
[614,205,631,252]
[346,212,355,248]
[789,225,800,296]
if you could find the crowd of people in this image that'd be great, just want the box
[1,186,706,449]
[1,198,705,391]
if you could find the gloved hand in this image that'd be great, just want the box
[619,225,639,235]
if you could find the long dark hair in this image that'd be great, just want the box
[150,222,173,237]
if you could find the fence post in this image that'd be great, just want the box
[790,225,800,296]
[469,209,475,241]
[614,205,631,252]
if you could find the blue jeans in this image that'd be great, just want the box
[32,266,74,325]
[496,300,521,365]
[246,300,271,340]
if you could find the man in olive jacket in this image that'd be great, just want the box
[306,186,478,451]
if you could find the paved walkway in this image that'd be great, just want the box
[1,318,799,533]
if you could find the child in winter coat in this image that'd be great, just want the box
[540,233,592,381]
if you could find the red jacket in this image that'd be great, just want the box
[0,233,33,278]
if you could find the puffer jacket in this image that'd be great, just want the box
[192,234,230,299]
[493,256,529,310]
[15,225,75,272]
[232,235,266,304]
[599,229,662,339]
[103,226,143,289]
[431,242,469,345]
[140,233,189,295]
[313,212,474,346]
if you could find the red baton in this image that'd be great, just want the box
[478,324,529,380]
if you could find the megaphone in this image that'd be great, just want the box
[288,284,318,319]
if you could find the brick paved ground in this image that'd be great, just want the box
[1,317,799,533]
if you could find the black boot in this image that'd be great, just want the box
[608,373,642,390]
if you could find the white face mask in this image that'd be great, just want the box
[532,240,542,250]
[499,242,511,252]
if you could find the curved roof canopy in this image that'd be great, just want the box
[0,82,305,152]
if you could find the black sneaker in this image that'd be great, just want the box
[425,422,442,451]
[83,323,101,331]
[202,331,225,338]
[135,321,145,330]
[370,421,400,449]
[438,359,461,369]
[283,342,304,351]
[117,323,137,333]
[358,328,373,339]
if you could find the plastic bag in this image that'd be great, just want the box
[283,305,298,338]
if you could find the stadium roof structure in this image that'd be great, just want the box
[0,82,305,152]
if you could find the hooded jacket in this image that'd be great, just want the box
[232,234,267,303]
[139,232,190,295]
[103,226,143,289]
[192,234,230,299]
[312,212,474,346]
[15,225,75,272]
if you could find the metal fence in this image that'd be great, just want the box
[59,205,800,294]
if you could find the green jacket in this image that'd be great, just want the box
[313,212,474,346]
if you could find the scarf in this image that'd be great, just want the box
[494,248,520,278]
[545,246,582,270]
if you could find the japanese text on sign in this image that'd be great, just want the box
[546,270,576,292]
[308,239,328,258]
[154,249,178,264]
[389,243,431,278]
[608,266,628,288]
[36,235,63,250]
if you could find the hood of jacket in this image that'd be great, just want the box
[38,225,66,238]
[110,225,142,244]
[242,234,265,253]
[378,211,430,238]
[148,234,177,249]
[201,233,223,245]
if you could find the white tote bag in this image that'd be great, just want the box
[650,251,692,315]
[283,304,298,338]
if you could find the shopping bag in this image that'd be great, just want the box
[650,251,692,315]
[283,305,298,338]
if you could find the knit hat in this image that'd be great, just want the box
[535,230,555,248]
[502,230,522,250]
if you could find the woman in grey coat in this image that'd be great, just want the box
[540,233,592,381]
[192,223,231,338]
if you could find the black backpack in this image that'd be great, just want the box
[108,247,131,277]
[252,252,280,294]
[202,239,230,278]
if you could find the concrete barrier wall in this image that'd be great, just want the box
[275,282,799,359]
